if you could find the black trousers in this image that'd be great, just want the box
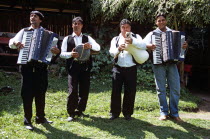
[110,65,137,116]
[67,62,90,116]
[21,64,48,124]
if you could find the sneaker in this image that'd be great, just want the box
[24,123,34,131]
[67,116,75,122]
[158,115,169,121]
[35,117,53,124]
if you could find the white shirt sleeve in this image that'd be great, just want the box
[109,37,120,57]
[60,36,72,59]
[131,34,147,50]
[143,32,153,45]
[88,36,100,51]
[9,29,24,49]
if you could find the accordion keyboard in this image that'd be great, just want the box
[152,34,162,64]
[17,31,33,64]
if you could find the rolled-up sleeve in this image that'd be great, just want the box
[88,36,100,51]
[60,36,72,59]
[9,29,24,49]
[143,32,153,45]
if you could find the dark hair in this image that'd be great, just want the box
[72,16,83,24]
[120,19,131,26]
[30,11,44,20]
[155,14,166,20]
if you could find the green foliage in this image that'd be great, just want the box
[179,88,201,111]
[182,0,210,27]
[90,24,118,74]
[91,47,113,73]
[90,0,133,22]
[90,0,210,28]
[136,61,155,89]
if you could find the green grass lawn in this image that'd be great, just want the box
[0,71,209,139]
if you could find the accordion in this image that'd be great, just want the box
[17,28,58,64]
[151,31,185,64]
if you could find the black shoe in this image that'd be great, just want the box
[24,123,34,131]
[75,111,89,117]
[124,115,132,121]
[35,117,53,124]
[109,115,119,120]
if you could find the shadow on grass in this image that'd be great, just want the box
[0,71,22,116]
[0,93,22,117]
[172,119,210,138]
[77,116,209,138]
[34,124,90,139]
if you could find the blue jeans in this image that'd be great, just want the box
[152,63,180,117]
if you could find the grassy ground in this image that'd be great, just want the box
[0,71,209,139]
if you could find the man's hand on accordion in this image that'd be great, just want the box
[83,43,92,49]
[146,44,156,51]
[13,41,24,49]
[182,41,188,49]
[50,46,60,54]
[71,48,79,58]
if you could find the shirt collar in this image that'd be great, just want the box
[119,33,123,38]
[28,26,43,31]
[72,32,83,37]
[155,26,172,33]
[119,32,133,38]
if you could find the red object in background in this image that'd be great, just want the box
[184,64,192,73]
[0,37,10,44]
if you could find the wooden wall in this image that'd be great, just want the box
[0,11,79,37]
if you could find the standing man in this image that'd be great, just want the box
[109,19,154,120]
[143,14,188,122]
[60,17,100,122]
[9,11,60,130]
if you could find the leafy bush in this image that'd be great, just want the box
[91,47,113,74]
[136,61,155,89]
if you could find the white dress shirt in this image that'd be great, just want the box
[109,33,146,67]
[60,32,100,59]
[143,27,172,45]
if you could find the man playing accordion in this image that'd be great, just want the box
[144,14,188,122]
[9,11,60,130]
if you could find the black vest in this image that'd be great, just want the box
[66,35,92,71]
